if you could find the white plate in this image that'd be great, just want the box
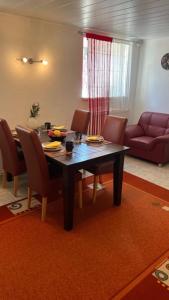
[42,143,63,152]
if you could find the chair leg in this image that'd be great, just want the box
[28,187,32,209]
[78,180,83,208]
[92,175,99,204]
[13,176,19,197]
[82,169,86,176]
[41,197,47,221]
[2,171,7,188]
[99,175,103,184]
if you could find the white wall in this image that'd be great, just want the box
[132,38,169,123]
[0,12,82,129]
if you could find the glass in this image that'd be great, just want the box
[74,131,82,143]
[44,122,51,130]
[65,141,74,154]
[37,126,43,137]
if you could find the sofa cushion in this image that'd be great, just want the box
[146,125,165,137]
[138,112,169,137]
[128,136,154,150]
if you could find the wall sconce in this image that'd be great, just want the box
[17,57,48,65]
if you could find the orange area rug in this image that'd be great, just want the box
[116,254,169,300]
[124,171,169,202]
[0,180,169,299]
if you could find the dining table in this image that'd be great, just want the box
[40,132,129,231]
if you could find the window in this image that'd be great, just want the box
[110,42,131,97]
[82,38,132,99]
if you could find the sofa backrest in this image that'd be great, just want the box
[138,112,169,137]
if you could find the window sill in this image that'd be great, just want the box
[109,109,129,112]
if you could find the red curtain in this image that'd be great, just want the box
[86,33,112,135]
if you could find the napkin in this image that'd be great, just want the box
[53,125,65,130]
[45,141,61,148]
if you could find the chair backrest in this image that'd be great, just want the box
[0,119,20,175]
[71,109,90,134]
[101,115,128,145]
[16,126,50,196]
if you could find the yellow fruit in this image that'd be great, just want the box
[45,141,61,148]
[53,130,61,136]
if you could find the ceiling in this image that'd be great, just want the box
[0,0,169,39]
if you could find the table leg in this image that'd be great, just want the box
[63,167,75,231]
[7,172,12,182]
[113,152,125,206]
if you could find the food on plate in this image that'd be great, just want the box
[48,130,67,138]
[86,135,103,141]
[44,141,61,148]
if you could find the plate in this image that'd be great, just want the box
[86,135,104,143]
[42,143,63,152]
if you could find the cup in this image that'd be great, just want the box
[75,131,82,141]
[37,126,42,137]
[44,122,51,130]
[75,131,82,143]
[65,141,74,154]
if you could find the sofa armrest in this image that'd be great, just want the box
[125,125,144,144]
[151,134,169,146]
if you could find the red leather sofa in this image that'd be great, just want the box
[124,112,169,165]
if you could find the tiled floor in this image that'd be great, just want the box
[124,155,169,190]
[0,156,168,201]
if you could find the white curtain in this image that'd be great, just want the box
[86,34,112,135]
[109,40,132,111]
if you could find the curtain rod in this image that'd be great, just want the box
[78,30,142,44]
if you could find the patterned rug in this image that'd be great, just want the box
[0,174,40,219]
[0,170,94,220]
[114,253,169,300]
[7,197,41,215]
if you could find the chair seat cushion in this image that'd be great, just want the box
[128,136,154,150]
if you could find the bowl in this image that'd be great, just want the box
[48,129,67,142]
[48,135,66,142]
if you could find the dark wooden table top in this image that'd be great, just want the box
[14,130,129,168]
[40,132,128,168]
[46,142,127,165]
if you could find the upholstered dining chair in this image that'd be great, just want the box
[0,119,26,196]
[71,109,90,134]
[16,126,82,221]
[87,115,128,204]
